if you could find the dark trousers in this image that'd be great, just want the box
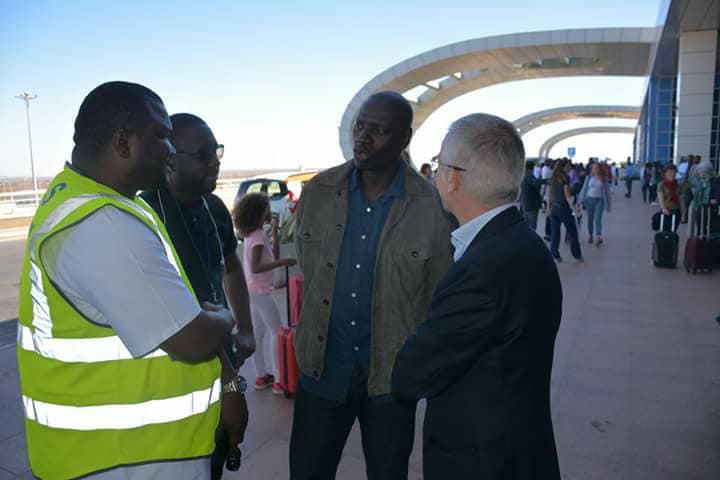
[625,178,633,197]
[550,204,582,259]
[642,182,650,202]
[289,376,417,480]
[211,339,238,480]
[523,210,539,231]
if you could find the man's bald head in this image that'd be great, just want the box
[361,91,413,131]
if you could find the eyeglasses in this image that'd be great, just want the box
[430,158,467,172]
[175,144,224,162]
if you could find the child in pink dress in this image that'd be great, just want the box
[233,193,296,393]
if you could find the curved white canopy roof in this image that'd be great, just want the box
[340,27,659,160]
[513,105,641,136]
[539,126,635,158]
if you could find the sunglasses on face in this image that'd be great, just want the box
[174,144,224,162]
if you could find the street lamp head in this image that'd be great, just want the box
[15,92,37,101]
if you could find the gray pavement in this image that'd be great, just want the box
[0,191,719,479]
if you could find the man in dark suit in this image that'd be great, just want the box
[392,113,562,480]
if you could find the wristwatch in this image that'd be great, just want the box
[222,375,247,395]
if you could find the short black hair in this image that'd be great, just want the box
[363,91,414,130]
[73,81,163,154]
[169,113,207,143]
[525,160,535,171]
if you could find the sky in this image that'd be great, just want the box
[0,0,663,178]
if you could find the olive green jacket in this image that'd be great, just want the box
[294,161,454,396]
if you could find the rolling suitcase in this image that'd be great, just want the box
[277,266,300,398]
[684,207,713,274]
[653,214,679,268]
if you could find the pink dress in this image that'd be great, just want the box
[242,229,274,294]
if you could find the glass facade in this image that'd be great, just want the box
[710,31,720,173]
[636,77,677,165]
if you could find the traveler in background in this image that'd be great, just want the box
[649,162,662,205]
[392,113,562,480]
[289,92,454,480]
[141,113,255,480]
[579,162,611,246]
[641,163,652,203]
[541,159,553,209]
[233,193,297,394]
[17,82,245,480]
[677,156,691,223]
[688,160,716,236]
[623,160,635,198]
[520,160,543,230]
[612,162,619,187]
[657,164,682,233]
[533,161,542,179]
[548,158,583,263]
[420,162,434,182]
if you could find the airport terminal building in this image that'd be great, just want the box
[339,0,720,171]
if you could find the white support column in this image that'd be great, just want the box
[674,30,718,163]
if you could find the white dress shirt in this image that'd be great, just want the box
[450,203,516,262]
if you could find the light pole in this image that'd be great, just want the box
[15,91,39,206]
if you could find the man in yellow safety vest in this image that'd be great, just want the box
[17,81,250,479]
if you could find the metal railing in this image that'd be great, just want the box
[0,180,246,220]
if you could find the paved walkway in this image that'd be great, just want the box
[0,190,718,479]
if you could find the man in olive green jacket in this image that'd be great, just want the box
[289,92,454,480]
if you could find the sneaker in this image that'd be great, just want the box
[650,202,658,206]
[255,374,274,390]
[272,382,285,395]
[571,257,585,264]
[595,238,604,246]
[588,236,594,244]
[553,255,563,263]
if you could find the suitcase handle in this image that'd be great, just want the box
[285,266,291,329]
[660,211,677,232]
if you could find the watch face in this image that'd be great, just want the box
[237,375,247,393]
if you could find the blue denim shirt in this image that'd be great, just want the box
[300,162,406,401]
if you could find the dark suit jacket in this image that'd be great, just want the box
[392,206,562,480]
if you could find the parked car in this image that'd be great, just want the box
[234,177,290,217]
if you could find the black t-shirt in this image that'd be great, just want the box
[140,189,238,307]
[550,177,570,209]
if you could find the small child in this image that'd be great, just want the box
[233,193,296,394]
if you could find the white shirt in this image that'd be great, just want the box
[42,206,209,480]
[541,166,552,180]
[450,203,516,262]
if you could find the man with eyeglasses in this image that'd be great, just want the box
[289,92,454,479]
[141,113,255,480]
[392,114,562,479]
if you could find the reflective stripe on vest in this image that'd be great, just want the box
[22,378,221,431]
[21,193,179,359]
[17,325,167,362]
[20,192,215,429]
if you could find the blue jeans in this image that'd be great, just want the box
[584,197,605,237]
[550,204,582,259]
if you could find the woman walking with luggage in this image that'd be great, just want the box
[579,162,611,246]
[548,158,583,263]
[657,165,683,233]
[233,193,296,394]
